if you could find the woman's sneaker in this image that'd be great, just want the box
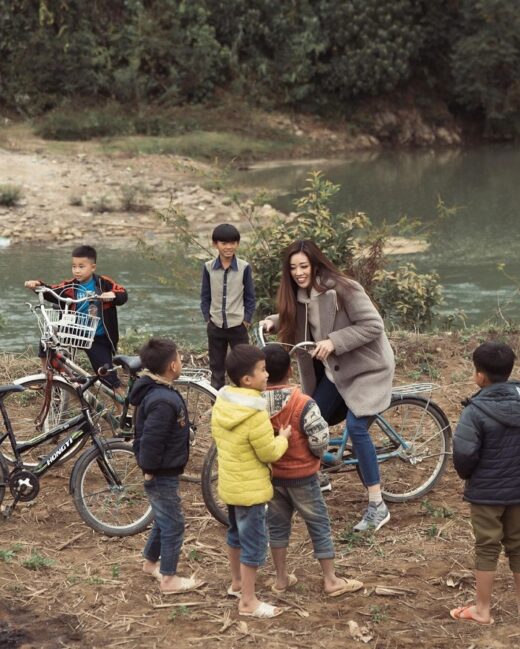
[353,501,390,532]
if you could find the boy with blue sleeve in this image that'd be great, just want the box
[200,224,256,390]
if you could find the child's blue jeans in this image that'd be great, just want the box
[268,475,335,559]
[227,503,268,567]
[143,475,184,576]
[313,374,380,487]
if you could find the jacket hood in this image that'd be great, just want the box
[129,374,173,406]
[468,381,520,426]
[212,386,267,429]
[263,385,295,418]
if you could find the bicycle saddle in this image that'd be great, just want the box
[0,384,25,397]
[113,355,142,374]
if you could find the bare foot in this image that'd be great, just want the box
[142,559,160,576]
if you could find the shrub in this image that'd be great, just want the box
[36,108,133,141]
[244,171,443,330]
[0,184,22,206]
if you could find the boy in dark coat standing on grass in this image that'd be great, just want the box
[451,341,520,625]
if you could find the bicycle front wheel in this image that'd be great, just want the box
[71,439,153,536]
[201,442,228,526]
[4,375,85,467]
[363,397,451,502]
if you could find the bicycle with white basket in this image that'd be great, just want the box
[4,287,218,495]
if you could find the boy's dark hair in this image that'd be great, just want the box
[212,223,240,243]
[139,337,178,375]
[226,344,265,386]
[72,245,97,262]
[473,341,516,383]
[264,344,291,384]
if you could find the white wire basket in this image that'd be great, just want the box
[39,308,99,349]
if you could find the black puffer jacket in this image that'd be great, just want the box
[453,381,520,504]
[129,375,190,476]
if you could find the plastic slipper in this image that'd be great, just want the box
[271,573,298,594]
[325,577,364,597]
[161,577,206,595]
[239,602,284,619]
[227,585,241,598]
[450,605,494,625]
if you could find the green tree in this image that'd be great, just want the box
[452,0,520,137]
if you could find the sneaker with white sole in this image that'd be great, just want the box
[318,472,332,493]
[353,501,390,532]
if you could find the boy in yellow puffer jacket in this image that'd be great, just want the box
[211,344,291,619]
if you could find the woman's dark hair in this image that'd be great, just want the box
[226,344,265,386]
[264,344,291,384]
[139,337,178,374]
[212,223,240,243]
[473,341,515,383]
[72,245,97,262]
[276,240,352,344]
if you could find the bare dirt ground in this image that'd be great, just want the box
[2,331,520,649]
[0,125,262,248]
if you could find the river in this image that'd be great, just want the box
[1,145,519,351]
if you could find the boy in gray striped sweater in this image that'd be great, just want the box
[200,224,256,389]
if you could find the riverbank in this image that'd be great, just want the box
[1,328,519,648]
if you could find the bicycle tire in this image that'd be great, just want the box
[0,453,8,506]
[201,442,228,526]
[172,380,216,483]
[4,375,86,467]
[357,396,451,502]
[71,439,153,536]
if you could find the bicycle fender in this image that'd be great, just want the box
[14,373,70,386]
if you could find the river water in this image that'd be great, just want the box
[1,145,519,351]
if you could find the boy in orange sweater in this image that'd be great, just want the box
[263,344,364,597]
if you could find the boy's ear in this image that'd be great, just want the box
[240,374,252,388]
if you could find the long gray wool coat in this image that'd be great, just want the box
[267,279,395,417]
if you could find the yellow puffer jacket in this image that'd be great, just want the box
[211,386,289,506]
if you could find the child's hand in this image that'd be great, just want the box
[279,424,292,439]
[261,319,274,332]
[99,291,115,301]
[24,280,41,290]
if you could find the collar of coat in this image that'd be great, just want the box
[217,385,267,411]
[138,368,176,388]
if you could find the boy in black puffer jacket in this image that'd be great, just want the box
[451,341,520,625]
[130,337,205,596]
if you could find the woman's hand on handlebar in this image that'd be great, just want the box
[260,319,274,333]
[311,339,335,361]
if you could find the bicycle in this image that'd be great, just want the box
[201,325,452,526]
[5,287,218,489]
[0,367,153,536]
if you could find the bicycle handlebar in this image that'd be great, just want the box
[35,285,96,306]
[254,323,317,357]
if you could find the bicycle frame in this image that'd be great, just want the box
[322,413,410,469]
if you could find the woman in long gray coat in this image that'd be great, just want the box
[263,240,395,532]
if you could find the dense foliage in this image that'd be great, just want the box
[1,0,519,137]
[245,172,442,330]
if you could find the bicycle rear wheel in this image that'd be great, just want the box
[363,396,451,502]
[3,376,85,467]
[173,380,216,481]
[201,442,228,526]
[71,439,153,536]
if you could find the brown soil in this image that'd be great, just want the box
[2,331,520,648]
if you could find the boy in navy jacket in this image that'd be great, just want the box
[451,341,520,625]
[130,337,204,595]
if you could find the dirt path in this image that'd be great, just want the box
[1,332,520,648]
